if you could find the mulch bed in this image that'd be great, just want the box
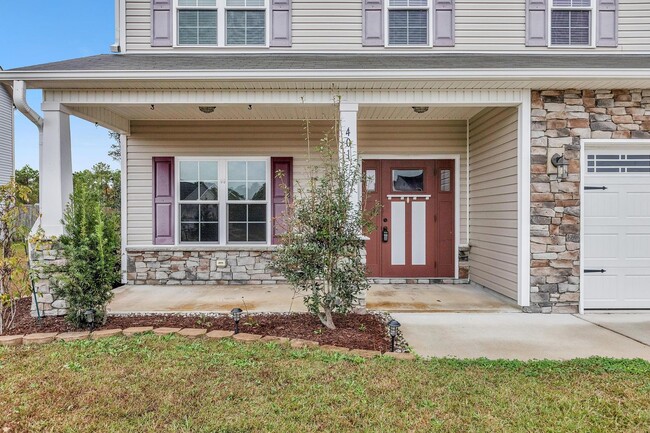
[3,298,391,352]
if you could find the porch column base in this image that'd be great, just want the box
[28,237,68,318]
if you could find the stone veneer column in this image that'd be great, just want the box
[529,89,650,313]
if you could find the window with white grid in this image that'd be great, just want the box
[226,0,266,45]
[387,0,430,46]
[550,0,593,46]
[175,0,267,46]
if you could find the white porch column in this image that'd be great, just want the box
[339,102,360,207]
[40,105,73,237]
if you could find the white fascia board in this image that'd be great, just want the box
[4,68,650,83]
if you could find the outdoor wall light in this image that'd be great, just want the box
[231,307,243,334]
[84,308,96,330]
[551,153,569,180]
[412,106,429,114]
[199,106,216,114]
[388,319,401,352]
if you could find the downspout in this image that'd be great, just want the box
[13,81,44,229]
[13,80,44,321]
[111,0,121,52]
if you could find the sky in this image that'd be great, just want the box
[0,0,119,171]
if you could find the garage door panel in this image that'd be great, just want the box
[584,233,618,259]
[627,192,650,217]
[628,234,650,258]
[585,150,650,309]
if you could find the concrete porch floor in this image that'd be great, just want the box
[108,282,518,314]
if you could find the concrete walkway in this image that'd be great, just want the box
[109,283,517,314]
[393,312,650,361]
[109,285,308,314]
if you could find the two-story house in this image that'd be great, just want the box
[2,0,650,316]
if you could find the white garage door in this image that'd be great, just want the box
[584,150,650,309]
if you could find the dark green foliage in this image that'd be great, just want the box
[273,120,377,329]
[14,165,39,204]
[54,184,121,326]
[73,162,121,212]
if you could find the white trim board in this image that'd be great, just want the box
[518,93,531,307]
[360,154,462,280]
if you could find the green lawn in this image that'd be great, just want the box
[1,335,650,432]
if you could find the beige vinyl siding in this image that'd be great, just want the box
[358,120,468,246]
[127,119,467,246]
[125,0,650,52]
[125,0,156,52]
[292,0,363,50]
[468,107,518,300]
[0,85,14,185]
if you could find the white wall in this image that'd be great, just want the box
[468,107,519,300]
[0,84,14,185]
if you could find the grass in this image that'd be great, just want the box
[1,335,650,432]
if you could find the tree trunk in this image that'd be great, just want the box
[318,307,336,330]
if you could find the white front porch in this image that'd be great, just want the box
[32,86,531,308]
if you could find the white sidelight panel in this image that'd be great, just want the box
[391,200,406,266]
[411,201,426,265]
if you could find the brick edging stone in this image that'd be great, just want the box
[0,328,416,359]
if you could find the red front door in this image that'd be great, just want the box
[363,159,455,278]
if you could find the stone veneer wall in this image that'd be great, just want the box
[126,248,283,285]
[529,89,650,313]
[29,240,69,317]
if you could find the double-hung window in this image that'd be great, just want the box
[226,0,266,46]
[177,158,269,245]
[550,0,593,46]
[177,0,219,45]
[387,0,430,46]
[176,0,267,46]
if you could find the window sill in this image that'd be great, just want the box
[126,245,278,252]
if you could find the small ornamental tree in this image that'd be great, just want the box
[0,180,31,334]
[272,118,377,330]
[53,184,120,327]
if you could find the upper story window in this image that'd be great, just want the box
[387,0,430,46]
[226,0,266,46]
[178,0,218,45]
[175,0,267,46]
[550,0,593,46]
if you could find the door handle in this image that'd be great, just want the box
[584,269,606,273]
[382,227,389,243]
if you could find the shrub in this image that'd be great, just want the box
[0,180,31,333]
[272,117,377,329]
[53,184,120,327]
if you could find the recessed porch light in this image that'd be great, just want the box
[412,106,429,114]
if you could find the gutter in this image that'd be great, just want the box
[4,68,650,83]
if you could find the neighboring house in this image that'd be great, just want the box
[0,67,14,185]
[2,0,650,315]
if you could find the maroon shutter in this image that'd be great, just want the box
[526,0,548,46]
[271,157,292,244]
[270,0,292,47]
[363,0,384,46]
[433,0,455,46]
[153,157,175,245]
[151,0,173,47]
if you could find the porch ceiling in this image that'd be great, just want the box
[67,103,486,121]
